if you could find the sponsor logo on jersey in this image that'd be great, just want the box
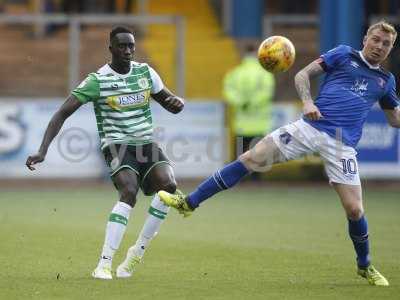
[111,83,119,90]
[350,78,368,97]
[106,91,149,110]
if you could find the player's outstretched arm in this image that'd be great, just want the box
[294,59,325,121]
[383,107,400,128]
[25,95,83,171]
[152,88,184,114]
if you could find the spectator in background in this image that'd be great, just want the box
[223,44,275,175]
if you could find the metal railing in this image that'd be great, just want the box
[263,14,398,40]
[0,14,186,96]
[262,14,318,38]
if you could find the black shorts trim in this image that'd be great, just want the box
[103,143,170,183]
[110,165,140,177]
[140,160,171,185]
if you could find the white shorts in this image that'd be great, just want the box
[269,119,360,185]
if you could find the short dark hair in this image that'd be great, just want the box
[110,26,133,42]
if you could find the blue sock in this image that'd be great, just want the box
[187,160,250,209]
[348,215,370,268]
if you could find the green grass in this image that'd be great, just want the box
[0,184,399,300]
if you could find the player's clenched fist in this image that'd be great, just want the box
[163,96,184,114]
[26,153,45,171]
[303,100,323,121]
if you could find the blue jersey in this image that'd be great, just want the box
[304,45,399,147]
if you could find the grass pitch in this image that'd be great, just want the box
[0,183,399,300]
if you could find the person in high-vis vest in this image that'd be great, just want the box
[223,45,275,158]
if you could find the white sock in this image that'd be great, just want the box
[99,201,132,266]
[133,194,169,258]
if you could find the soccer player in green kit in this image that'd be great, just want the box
[26,26,184,280]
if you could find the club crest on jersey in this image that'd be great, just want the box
[350,79,368,97]
[106,91,149,110]
[138,77,149,89]
[377,77,386,88]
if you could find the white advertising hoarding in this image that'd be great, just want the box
[357,105,400,178]
[0,99,104,178]
[0,99,227,179]
[152,100,227,177]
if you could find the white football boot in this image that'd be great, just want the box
[116,246,142,278]
[92,264,113,280]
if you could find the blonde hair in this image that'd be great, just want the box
[367,20,397,43]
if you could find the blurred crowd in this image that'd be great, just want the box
[0,0,136,14]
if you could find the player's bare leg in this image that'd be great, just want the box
[239,136,285,172]
[117,164,176,278]
[159,136,285,214]
[333,183,389,286]
[92,169,139,280]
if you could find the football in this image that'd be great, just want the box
[257,36,296,73]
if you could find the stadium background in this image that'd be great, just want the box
[0,1,399,299]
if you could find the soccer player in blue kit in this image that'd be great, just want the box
[158,21,400,286]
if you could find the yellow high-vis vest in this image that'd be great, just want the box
[223,56,275,136]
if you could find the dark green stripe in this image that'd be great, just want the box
[99,87,131,92]
[132,67,150,74]
[148,206,167,220]
[99,87,146,92]
[126,83,142,90]
[103,116,152,129]
[109,213,128,225]
[102,123,152,133]
[98,105,148,113]
[126,82,152,89]
[99,110,151,121]
[103,135,152,143]
[98,78,124,83]
[98,104,145,110]
[93,102,105,140]
[102,129,125,134]
[102,125,153,135]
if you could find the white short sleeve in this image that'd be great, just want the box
[148,66,164,94]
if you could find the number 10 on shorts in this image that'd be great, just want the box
[340,159,357,175]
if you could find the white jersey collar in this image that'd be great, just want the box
[358,51,380,70]
[106,61,134,78]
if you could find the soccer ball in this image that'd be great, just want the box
[257,36,295,73]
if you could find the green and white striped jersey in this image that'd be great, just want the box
[72,61,164,150]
